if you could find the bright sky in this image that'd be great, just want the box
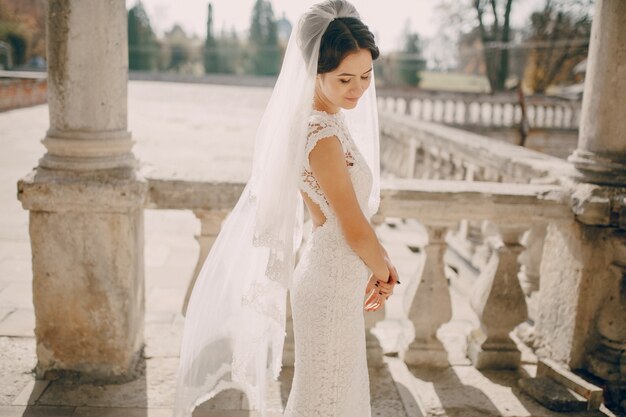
[126,0,544,53]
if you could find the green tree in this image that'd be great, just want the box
[128,1,158,71]
[217,27,242,74]
[203,3,220,73]
[248,0,280,75]
[163,24,192,72]
[398,32,424,86]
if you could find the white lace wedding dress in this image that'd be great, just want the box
[283,109,374,417]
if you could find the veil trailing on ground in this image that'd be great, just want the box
[172,1,380,416]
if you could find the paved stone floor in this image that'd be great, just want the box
[0,81,619,417]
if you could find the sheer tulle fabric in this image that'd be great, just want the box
[171,1,380,416]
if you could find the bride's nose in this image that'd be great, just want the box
[352,80,366,95]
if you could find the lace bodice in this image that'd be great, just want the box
[298,109,373,222]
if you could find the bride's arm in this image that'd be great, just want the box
[308,135,389,282]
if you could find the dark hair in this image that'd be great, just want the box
[317,17,379,74]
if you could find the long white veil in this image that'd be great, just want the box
[172,1,380,416]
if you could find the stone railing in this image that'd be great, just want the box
[377,89,581,131]
[377,110,577,356]
[141,162,571,370]
[378,111,574,183]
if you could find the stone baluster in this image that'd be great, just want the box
[484,102,491,126]
[554,105,564,129]
[517,224,547,298]
[419,98,428,120]
[435,100,444,123]
[514,104,522,127]
[502,103,511,127]
[491,102,499,126]
[467,223,528,369]
[404,98,412,116]
[569,106,580,128]
[463,101,471,125]
[182,210,229,316]
[527,105,536,128]
[404,224,453,367]
[384,97,392,113]
[414,99,422,120]
[406,137,418,178]
[16,0,147,381]
[395,97,403,114]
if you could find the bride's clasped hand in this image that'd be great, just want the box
[364,256,400,312]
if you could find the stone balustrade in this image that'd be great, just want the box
[379,111,575,183]
[377,89,581,131]
[139,163,571,370]
[376,109,579,367]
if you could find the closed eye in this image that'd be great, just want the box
[340,79,350,84]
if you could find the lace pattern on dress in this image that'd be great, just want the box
[300,113,356,219]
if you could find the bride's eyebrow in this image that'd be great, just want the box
[337,67,373,77]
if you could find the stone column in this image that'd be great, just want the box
[467,224,528,369]
[404,225,452,367]
[567,0,626,185]
[16,0,147,381]
[182,210,228,316]
[553,1,626,410]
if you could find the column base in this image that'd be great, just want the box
[39,129,139,171]
[567,149,626,186]
[467,343,521,370]
[403,340,449,368]
[585,337,626,410]
[18,167,148,383]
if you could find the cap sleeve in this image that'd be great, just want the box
[304,115,348,171]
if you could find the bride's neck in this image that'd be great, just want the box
[313,91,339,114]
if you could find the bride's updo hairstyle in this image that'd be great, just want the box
[317,17,379,74]
[296,0,378,73]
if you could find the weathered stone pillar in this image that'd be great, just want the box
[567,0,626,185]
[467,224,527,369]
[404,225,452,367]
[16,0,147,381]
[548,1,626,410]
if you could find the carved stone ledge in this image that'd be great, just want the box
[569,182,626,229]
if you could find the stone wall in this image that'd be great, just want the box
[0,78,47,112]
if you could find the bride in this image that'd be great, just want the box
[172,1,399,416]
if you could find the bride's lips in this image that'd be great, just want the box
[345,97,359,103]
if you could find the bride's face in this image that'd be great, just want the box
[316,48,373,110]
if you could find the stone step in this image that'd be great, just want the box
[519,376,589,412]
[519,358,605,413]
